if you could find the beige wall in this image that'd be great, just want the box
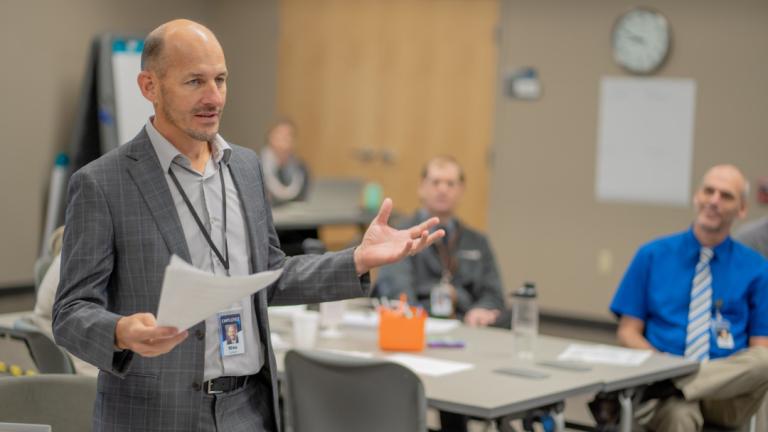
[489,0,768,320]
[208,0,278,150]
[0,0,277,288]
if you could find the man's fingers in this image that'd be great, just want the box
[135,331,189,357]
[125,313,178,341]
[409,216,440,238]
[423,230,445,247]
[135,312,158,327]
[400,239,414,259]
[374,198,393,225]
[403,229,443,258]
[131,325,182,342]
[411,230,429,253]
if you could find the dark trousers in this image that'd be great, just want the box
[198,375,276,432]
[440,411,469,432]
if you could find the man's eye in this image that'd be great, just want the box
[187,79,201,85]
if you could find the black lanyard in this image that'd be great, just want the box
[433,224,461,280]
[168,162,230,272]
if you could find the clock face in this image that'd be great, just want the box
[612,8,670,74]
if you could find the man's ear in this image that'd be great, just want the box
[738,199,748,220]
[137,71,157,103]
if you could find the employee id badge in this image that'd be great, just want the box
[712,314,735,350]
[219,311,245,356]
[430,282,455,318]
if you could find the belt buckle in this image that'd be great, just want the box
[206,380,223,395]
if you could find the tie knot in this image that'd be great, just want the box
[699,247,714,264]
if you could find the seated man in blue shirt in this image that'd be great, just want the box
[610,164,768,431]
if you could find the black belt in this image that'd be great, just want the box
[203,375,249,394]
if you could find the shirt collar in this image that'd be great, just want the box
[145,117,232,173]
[684,226,733,263]
[417,208,457,234]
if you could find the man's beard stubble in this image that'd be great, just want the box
[160,88,221,142]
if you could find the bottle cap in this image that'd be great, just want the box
[55,153,70,167]
[514,281,537,298]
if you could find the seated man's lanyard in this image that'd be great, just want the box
[168,162,230,275]
[434,226,461,283]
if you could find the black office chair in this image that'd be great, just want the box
[0,326,74,374]
[284,349,427,432]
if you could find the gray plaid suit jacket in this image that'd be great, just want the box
[52,129,370,432]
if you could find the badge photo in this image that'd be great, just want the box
[219,312,245,356]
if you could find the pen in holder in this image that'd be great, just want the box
[378,300,426,352]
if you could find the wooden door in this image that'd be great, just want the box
[277,0,498,234]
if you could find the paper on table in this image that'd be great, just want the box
[426,318,461,334]
[558,344,652,366]
[342,310,460,334]
[156,255,283,330]
[386,354,474,377]
[341,310,378,327]
[268,305,307,318]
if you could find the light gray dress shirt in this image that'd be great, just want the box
[146,119,264,381]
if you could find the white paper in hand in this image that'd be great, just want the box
[156,255,283,330]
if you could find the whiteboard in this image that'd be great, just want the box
[595,77,697,207]
[111,38,153,146]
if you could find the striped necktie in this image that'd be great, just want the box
[685,247,714,361]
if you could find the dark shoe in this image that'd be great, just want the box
[588,393,620,432]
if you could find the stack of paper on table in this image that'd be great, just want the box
[558,343,652,366]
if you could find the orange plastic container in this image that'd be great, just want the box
[378,307,426,352]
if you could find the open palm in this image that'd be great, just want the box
[353,198,444,275]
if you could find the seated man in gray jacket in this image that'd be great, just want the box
[375,155,508,328]
[376,155,509,432]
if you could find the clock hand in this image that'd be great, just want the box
[621,28,645,45]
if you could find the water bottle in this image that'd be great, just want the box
[512,282,538,359]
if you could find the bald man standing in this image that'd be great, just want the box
[52,20,442,432]
[606,165,768,431]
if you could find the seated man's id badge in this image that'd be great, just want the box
[219,312,245,356]
[712,314,735,350]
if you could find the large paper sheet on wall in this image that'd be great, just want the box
[595,77,697,206]
[112,41,153,146]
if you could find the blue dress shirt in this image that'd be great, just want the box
[610,228,768,359]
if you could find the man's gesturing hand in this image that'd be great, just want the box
[115,313,188,357]
[354,198,445,275]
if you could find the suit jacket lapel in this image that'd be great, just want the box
[226,150,272,353]
[124,133,191,262]
[226,151,267,272]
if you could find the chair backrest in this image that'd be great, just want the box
[0,374,96,432]
[0,422,51,432]
[0,326,74,374]
[284,349,427,432]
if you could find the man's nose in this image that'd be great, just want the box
[202,82,224,106]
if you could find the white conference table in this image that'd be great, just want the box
[269,312,699,432]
